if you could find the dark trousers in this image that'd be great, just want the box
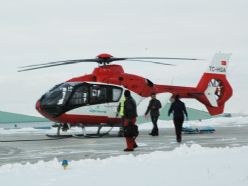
[118,117,125,137]
[173,117,184,141]
[151,116,159,134]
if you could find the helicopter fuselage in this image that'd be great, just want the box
[36,56,233,126]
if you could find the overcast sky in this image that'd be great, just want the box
[0,0,247,116]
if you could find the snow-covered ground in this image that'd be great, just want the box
[1,116,248,186]
[0,144,248,186]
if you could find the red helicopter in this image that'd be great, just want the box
[19,53,232,137]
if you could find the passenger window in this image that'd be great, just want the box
[67,84,122,106]
[90,85,107,104]
[112,88,122,102]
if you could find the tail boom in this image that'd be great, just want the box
[153,53,233,116]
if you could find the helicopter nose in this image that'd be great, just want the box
[36,100,42,113]
[35,99,54,119]
[35,100,54,122]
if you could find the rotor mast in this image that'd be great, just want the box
[96,53,114,66]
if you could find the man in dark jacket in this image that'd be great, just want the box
[145,93,162,136]
[123,90,138,151]
[168,95,188,142]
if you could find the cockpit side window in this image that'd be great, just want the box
[68,85,89,106]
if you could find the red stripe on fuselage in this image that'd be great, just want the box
[53,114,121,126]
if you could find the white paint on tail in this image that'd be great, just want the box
[204,86,218,107]
[204,53,232,107]
[207,53,231,74]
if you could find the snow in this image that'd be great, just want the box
[0,144,248,186]
[0,117,248,186]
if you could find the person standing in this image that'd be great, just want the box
[123,90,138,151]
[145,93,162,136]
[168,95,188,143]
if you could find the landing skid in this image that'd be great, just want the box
[73,125,115,138]
[72,133,112,138]
[47,123,122,138]
[46,134,73,138]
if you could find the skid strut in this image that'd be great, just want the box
[48,123,120,138]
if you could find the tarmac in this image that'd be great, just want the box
[0,125,248,166]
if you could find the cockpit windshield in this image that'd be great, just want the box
[40,82,77,106]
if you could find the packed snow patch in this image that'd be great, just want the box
[1,144,248,186]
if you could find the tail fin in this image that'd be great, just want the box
[196,53,233,115]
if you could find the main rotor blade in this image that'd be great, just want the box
[18,55,203,72]
[18,60,97,72]
[126,59,175,66]
[19,59,97,69]
[125,57,202,61]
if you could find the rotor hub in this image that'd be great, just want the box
[97,53,113,59]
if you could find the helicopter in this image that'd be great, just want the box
[18,53,232,137]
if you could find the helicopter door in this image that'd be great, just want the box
[88,84,123,117]
[88,85,109,116]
